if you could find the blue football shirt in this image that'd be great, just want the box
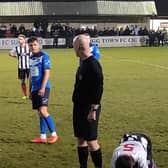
[90,43,101,60]
[30,51,51,92]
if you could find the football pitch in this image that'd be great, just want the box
[0,47,168,168]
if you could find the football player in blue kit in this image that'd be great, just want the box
[90,42,100,60]
[28,36,59,144]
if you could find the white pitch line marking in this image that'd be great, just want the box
[120,59,168,70]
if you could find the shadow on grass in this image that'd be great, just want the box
[0,138,59,145]
[0,138,33,144]
[0,96,18,99]
[156,149,168,153]
[0,96,28,104]
[7,101,27,104]
[50,103,64,106]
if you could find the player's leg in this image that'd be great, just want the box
[39,106,59,143]
[18,69,26,98]
[73,104,89,168]
[31,91,47,143]
[88,140,102,168]
[31,112,48,143]
[31,89,58,143]
[20,69,28,99]
[145,136,157,168]
[150,160,157,168]
[77,138,89,168]
[138,134,156,168]
[138,134,152,160]
[21,80,27,98]
[86,107,102,168]
[39,89,58,144]
[25,69,30,97]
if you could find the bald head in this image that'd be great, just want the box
[73,34,91,58]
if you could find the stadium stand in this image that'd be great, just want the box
[0,1,167,48]
[155,0,168,17]
[0,0,156,23]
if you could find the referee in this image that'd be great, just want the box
[9,34,31,99]
[72,34,104,168]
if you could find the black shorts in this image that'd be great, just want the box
[32,89,50,110]
[18,69,30,80]
[73,104,101,141]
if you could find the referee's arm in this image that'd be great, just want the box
[90,61,103,106]
[87,60,103,121]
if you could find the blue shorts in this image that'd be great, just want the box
[31,88,50,110]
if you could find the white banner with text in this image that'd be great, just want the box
[0,36,148,49]
[90,36,149,47]
[0,38,66,49]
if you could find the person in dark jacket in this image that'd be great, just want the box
[72,34,104,168]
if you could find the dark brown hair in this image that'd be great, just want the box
[27,36,39,43]
[115,155,134,168]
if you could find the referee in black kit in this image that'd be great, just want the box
[72,34,103,168]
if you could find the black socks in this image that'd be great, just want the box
[78,146,89,168]
[90,148,102,168]
[78,147,102,168]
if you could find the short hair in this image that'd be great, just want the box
[83,33,90,37]
[73,34,90,43]
[73,35,79,45]
[27,36,39,44]
[18,34,26,39]
[115,155,134,168]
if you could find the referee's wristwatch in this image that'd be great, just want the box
[91,104,99,111]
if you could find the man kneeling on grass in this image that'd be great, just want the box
[111,133,157,168]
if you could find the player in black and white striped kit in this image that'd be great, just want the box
[111,133,157,168]
[9,34,31,99]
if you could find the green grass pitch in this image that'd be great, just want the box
[0,47,168,168]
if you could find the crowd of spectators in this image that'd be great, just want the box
[0,20,167,47]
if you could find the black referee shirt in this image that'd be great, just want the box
[72,56,103,106]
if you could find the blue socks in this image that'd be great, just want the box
[44,115,56,133]
[40,116,47,134]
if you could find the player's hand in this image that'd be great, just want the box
[38,88,45,97]
[9,52,17,58]
[87,110,96,122]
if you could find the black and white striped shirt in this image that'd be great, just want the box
[10,44,30,69]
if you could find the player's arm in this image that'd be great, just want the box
[38,69,50,97]
[9,48,17,58]
[38,54,51,97]
[29,75,32,100]
[87,61,103,121]
[87,104,99,121]
[138,154,149,168]
[38,69,50,96]
[110,152,117,168]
